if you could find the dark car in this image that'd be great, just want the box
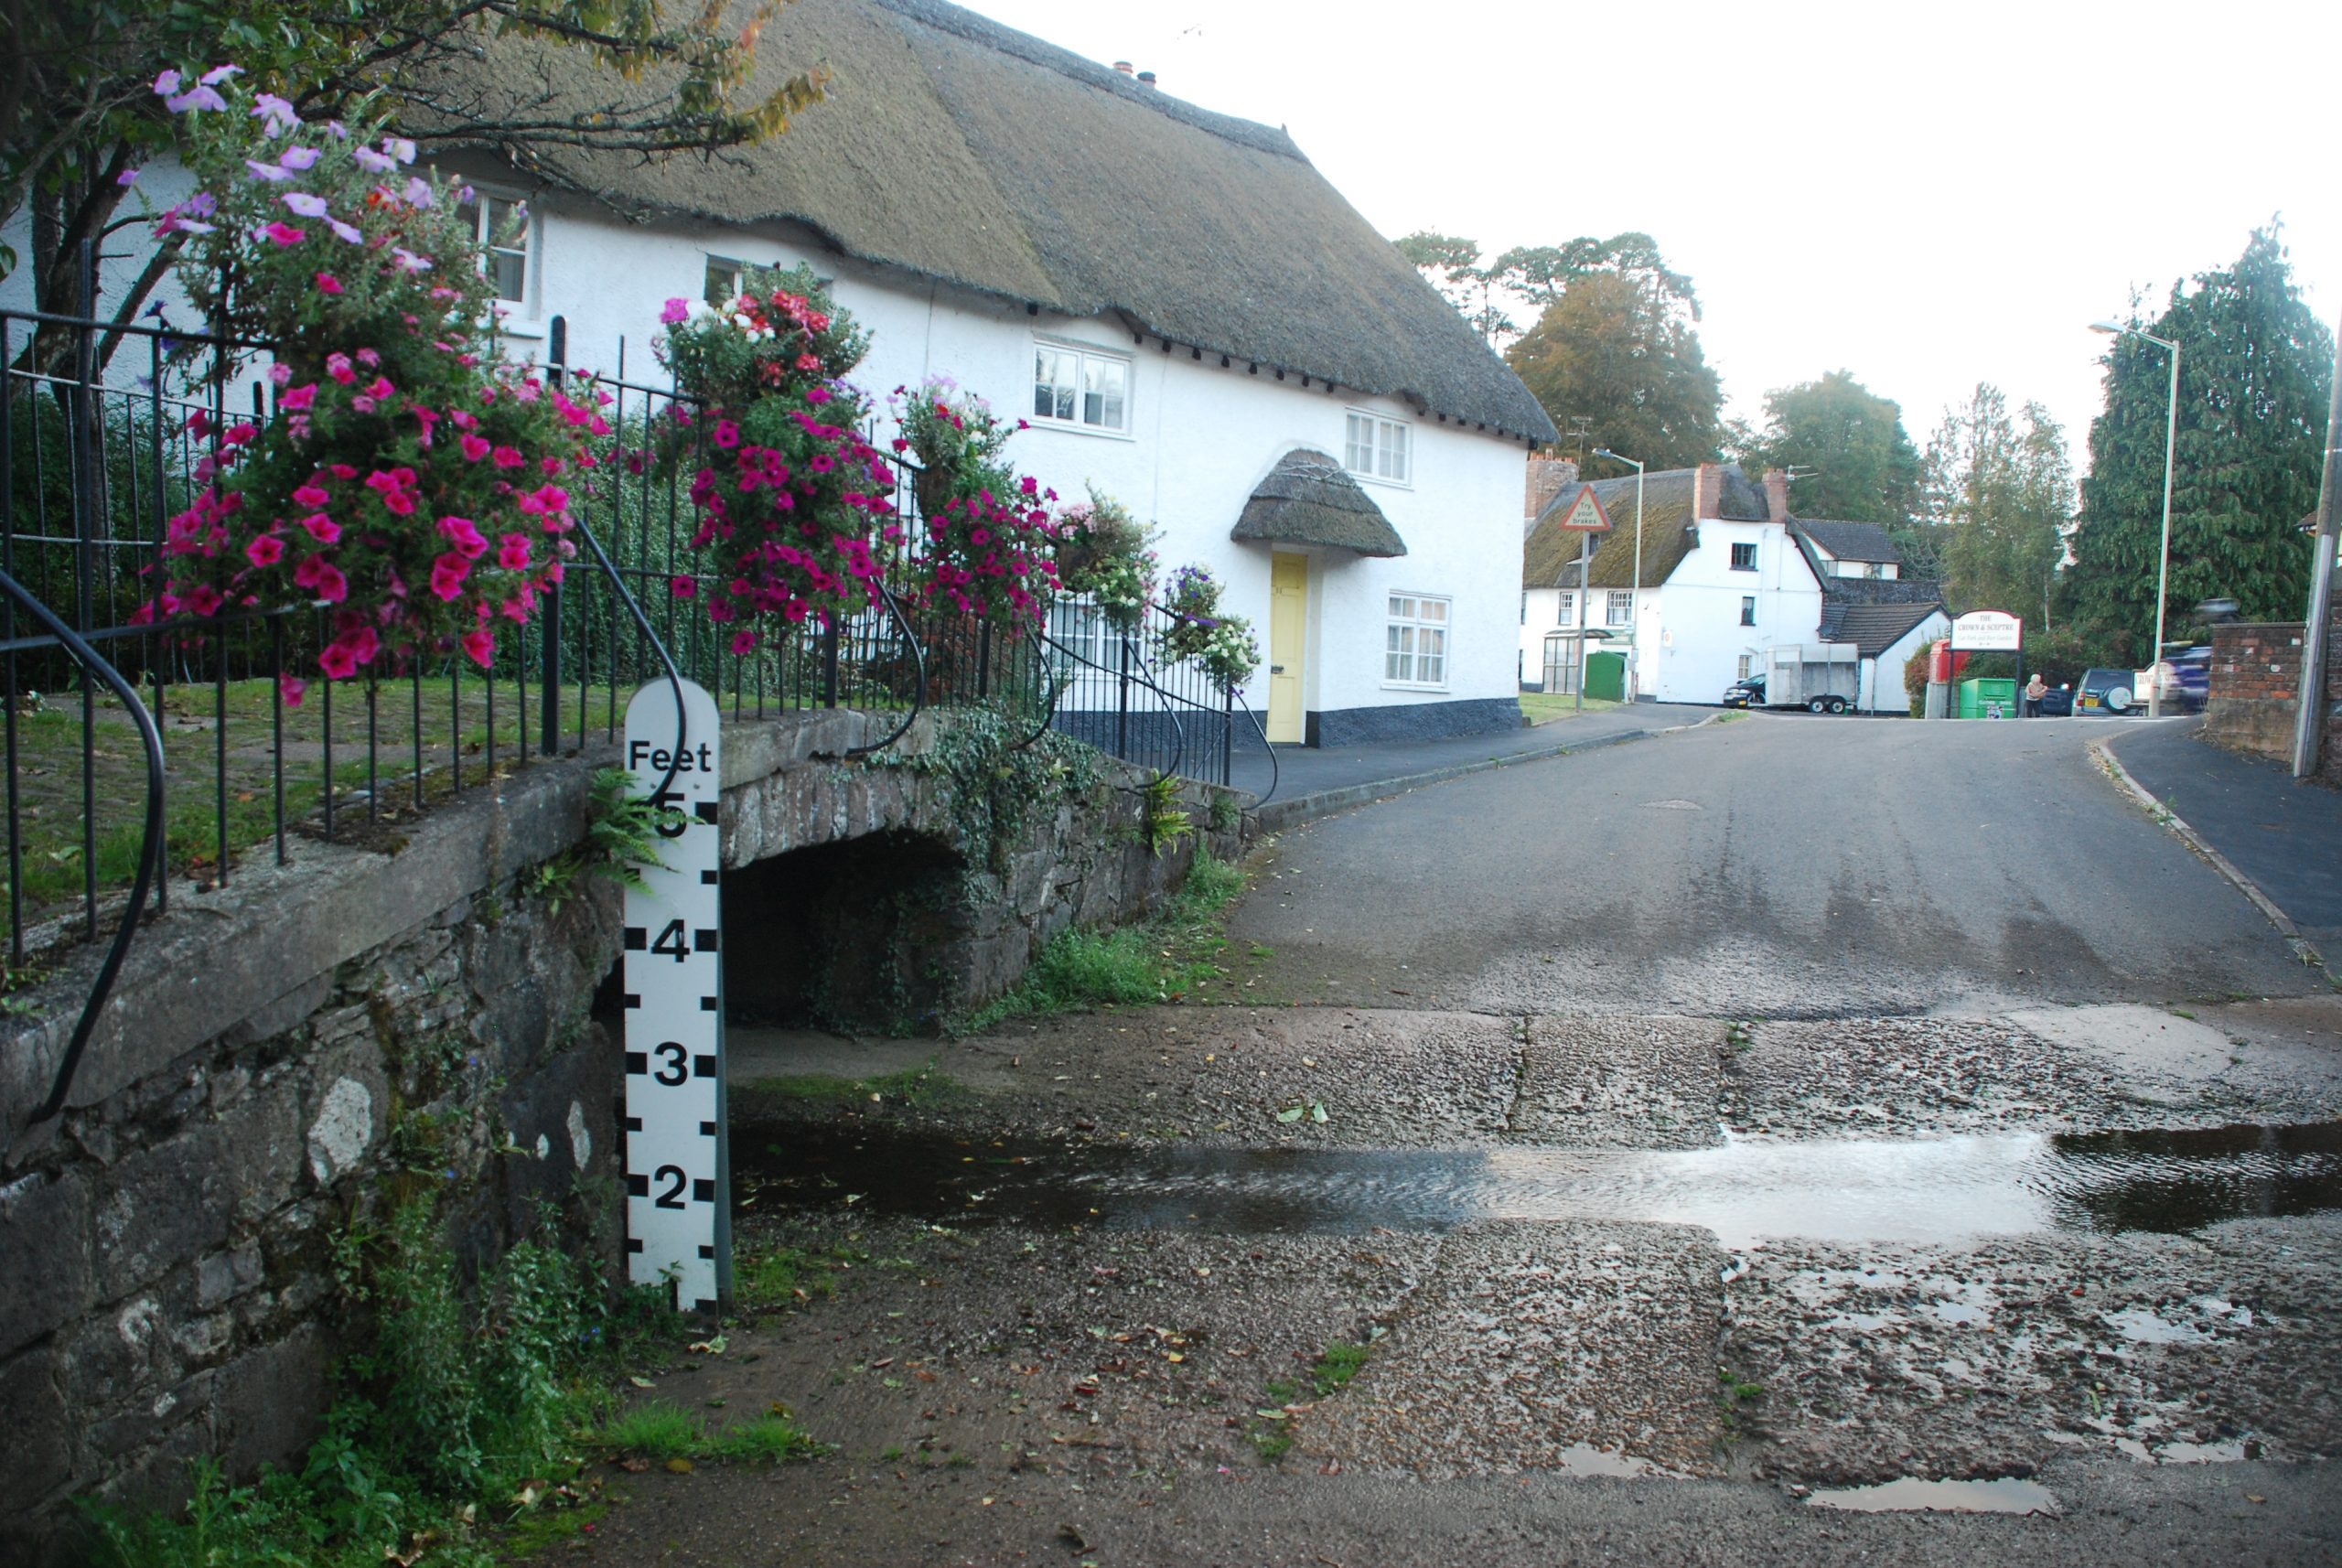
[2034,683,2074,717]
[1722,676,1765,708]
[2075,667,2138,715]
[2173,647,2210,712]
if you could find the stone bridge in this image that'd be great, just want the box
[0,705,1241,1554]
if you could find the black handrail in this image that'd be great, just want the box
[1230,689,1278,807]
[844,577,926,757]
[1,564,166,1130]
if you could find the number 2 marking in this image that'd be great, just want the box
[654,1165,687,1208]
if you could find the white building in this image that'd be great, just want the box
[1518,462,1944,709]
[446,0,1555,746]
[1521,463,1814,703]
[8,0,1555,748]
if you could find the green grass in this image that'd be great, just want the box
[1518,692,1623,725]
[732,1242,865,1312]
[950,848,1246,1033]
[1308,1339,1370,1396]
[1252,1339,1371,1466]
[585,1399,827,1466]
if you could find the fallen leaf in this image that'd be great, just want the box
[664,1457,694,1474]
[629,1376,655,1389]
[2246,1493,2266,1504]
[619,1458,650,1473]
[1275,1107,1304,1124]
[687,1334,727,1356]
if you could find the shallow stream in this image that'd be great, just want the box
[738,1120,2342,1247]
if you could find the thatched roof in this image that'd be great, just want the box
[459,0,1557,442]
[1794,519,1902,564]
[1230,449,1407,557]
[1520,465,1770,590]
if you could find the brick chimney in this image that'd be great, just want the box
[1524,456,1579,530]
[1692,461,1724,521]
[1762,467,1791,522]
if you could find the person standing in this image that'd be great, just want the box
[2024,671,2047,717]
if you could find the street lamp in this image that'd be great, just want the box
[2090,318,2180,717]
[1594,447,1644,701]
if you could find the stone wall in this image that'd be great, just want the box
[2204,622,2304,760]
[0,707,1244,1552]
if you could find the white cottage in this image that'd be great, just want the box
[414,0,1556,746]
[1520,463,1818,703]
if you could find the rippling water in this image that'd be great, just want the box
[738,1121,2342,1247]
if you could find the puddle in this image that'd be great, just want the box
[737,1120,2342,1248]
[1807,1477,2061,1516]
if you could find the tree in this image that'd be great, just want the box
[2064,225,2335,658]
[1503,269,1723,475]
[2,0,824,368]
[1734,371,1922,526]
[1922,382,2073,627]
[1394,229,1701,351]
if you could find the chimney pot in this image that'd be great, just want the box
[1112,59,1133,74]
[1136,70,1157,88]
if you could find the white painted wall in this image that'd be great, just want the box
[1641,521,1822,703]
[480,188,1531,725]
[16,166,1531,732]
[1860,610,1950,714]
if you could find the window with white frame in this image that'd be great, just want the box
[1048,597,1109,669]
[458,191,532,309]
[1385,593,1448,686]
[1730,542,1757,571]
[1737,654,1753,680]
[1344,411,1410,484]
[1032,341,1131,434]
[1605,589,1633,628]
[1740,595,1756,627]
[1555,590,1575,628]
[704,257,744,307]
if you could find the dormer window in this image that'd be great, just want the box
[1344,411,1410,486]
[1032,339,1132,435]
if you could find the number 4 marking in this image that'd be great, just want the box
[651,919,689,963]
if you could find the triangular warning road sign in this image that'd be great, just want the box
[1556,487,1612,532]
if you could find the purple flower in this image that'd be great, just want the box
[283,192,329,218]
[165,86,230,113]
[661,297,690,325]
[325,120,349,139]
[245,159,291,182]
[153,69,182,96]
[392,248,433,273]
[403,177,434,209]
[199,64,242,85]
[116,168,140,188]
[252,93,299,134]
[328,217,363,243]
[279,145,321,171]
[382,137,416,165]
[353,145,395,174]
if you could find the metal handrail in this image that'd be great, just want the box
[1,564,165,1131]
[1230,689,1278,807]
[844,578,927,757]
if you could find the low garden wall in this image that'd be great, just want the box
[2204,622,2304,760]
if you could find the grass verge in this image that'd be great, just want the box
[1518,692,1623,725]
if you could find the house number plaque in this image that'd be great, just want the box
[620,678,730,1312]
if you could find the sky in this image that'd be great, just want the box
[958,0,2339,473]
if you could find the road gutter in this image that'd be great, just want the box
[2089,736,2334,983]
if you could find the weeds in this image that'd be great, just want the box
[586,1401,827,1466]
[735,1065,967,1118]
[950,850,1246,1033]
[1142,772,1193,856]
[525,768,686,915]
[1250,1339,1371,1466]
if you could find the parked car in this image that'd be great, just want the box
[2035,683,2074,717]
[1722,676,1765,708]
[2075,667,2139,714]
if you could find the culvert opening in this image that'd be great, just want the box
[722,832,968,1033]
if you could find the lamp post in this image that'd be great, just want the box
[1595,447,1644,701]
[2090,319,2180,717]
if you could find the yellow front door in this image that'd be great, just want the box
[1267,553,1307,744]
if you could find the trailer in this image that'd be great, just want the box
[1763,643,1860,714]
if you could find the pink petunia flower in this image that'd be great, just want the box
[491,446,523,469]
[280,674,307,708]
[282,383,317,412]
[263,221,306,247]
[496,533,532,571]
[661,297,691,325]
[461,628,496,668]
[245,533,285,567]
[326,352,355,384]
[299,512,340,543]
[458,433,491,462]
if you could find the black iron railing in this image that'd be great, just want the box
[0,304,1271,1019]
